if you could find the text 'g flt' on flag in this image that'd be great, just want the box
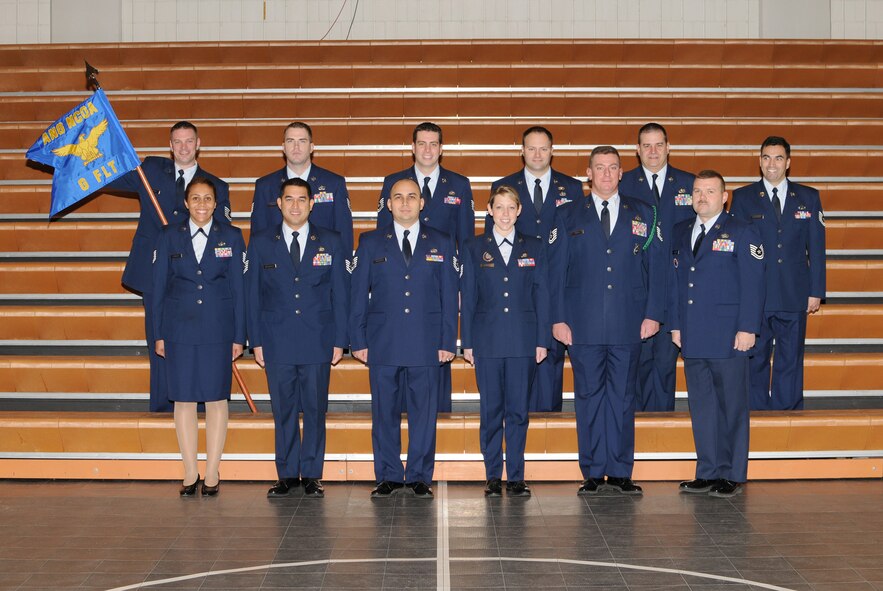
[25,88,141,217]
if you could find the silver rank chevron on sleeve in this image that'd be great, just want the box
[656,224,663,242]
[346,256,358,274]
[749,243,764,260]
[224,205,232,222]
[377,197,384,212]
[819,210,826,227]
[152,249,157,264]
[453,254,461,276]
[242,251,249,274]
[548,227,558,244]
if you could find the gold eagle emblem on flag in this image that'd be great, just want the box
[51,119,108,165]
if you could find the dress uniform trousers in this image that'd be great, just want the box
[684,357,750,483]
[370,365,439,484]
[637,334,679,412]
[570,344,641,480]
[475,356,534,482]
[266,362,330,480]
[751,311,807,411]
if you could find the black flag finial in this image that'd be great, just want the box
[85,61,101,90]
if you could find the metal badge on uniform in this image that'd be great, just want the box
[483,251,493,262]
[721,233,730,239]
[631,220,648,237]
[426,254,444,263]
[430,248,438,253]
[712,239,735,252]
[313,253,332,266]
[214,247,233,258]
[517,257,536,267]
[673,257,679,268]
[674,190,692,206]
[556,197,571,207]
[444,191,461,205]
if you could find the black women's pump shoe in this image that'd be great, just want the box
[179,474,200,497]
[201,477,220,497]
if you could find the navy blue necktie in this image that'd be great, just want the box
[402,229,412,265]
[290,231,301,271]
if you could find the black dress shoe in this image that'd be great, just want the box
[201,478,220,497]
[484,478,503,497]
[370,481,404,497]
[577,477,604,496]
[179,474,200,497]
[408,482,433,498]
[709,479,742,498]
[267,478,299,498]
[605,477,643,495]
[303,478,325,498]
[679,478,716,494]
[506,481,531,497]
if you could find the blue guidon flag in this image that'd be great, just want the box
[25,88,140,217]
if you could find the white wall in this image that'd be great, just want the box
[4,0,883,44]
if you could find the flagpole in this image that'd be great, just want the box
[85,62,257,414]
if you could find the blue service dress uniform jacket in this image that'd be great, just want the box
[151,221,246,402]
[730,180,825,313]
[376,166,475,248]
[250,165,354,255]
[246,223,350,480]
[460,230,551,481]
[620,165,695,411]
[110,156,232,295]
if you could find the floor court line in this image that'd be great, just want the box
[104,556,798,591]
[436,481,450,590]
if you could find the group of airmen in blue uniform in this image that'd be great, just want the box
[115,119,825,500]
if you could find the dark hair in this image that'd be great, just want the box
[170,121,198,136]
[522,126,553,145]
[284,121,313,142]
[488,184,521,208]
[638,122,668,143]
[761,136,791,158]
[185,176,216,199]
[695,169,726,191]
[279,177,313,198]
[413,121,443,144]
[589,145,621,165]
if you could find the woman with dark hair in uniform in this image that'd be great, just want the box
[461,185,551,497]
[152,177,246,496]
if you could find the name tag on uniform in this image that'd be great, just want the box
[712,239,735,252]
[426,254,444,263]
[444,195,461,205]
[795,211,812,219]
[480,263,494,268]
[313,253,332,266]
[313,191,334,203]
[214,247,233,258]
[675,192,692,206]
[517,257,536,267]
[556,198,572,207]
[632,220,648,237]
[171,253,183,259]
[262,263,277,269]
[373,257,387,264]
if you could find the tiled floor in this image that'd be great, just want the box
[0,479,881,590]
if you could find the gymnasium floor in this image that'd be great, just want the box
[0,479,881,590]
